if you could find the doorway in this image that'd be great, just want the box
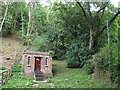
[35,57,41,71]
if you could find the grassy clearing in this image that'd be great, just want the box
[47,60,117,88]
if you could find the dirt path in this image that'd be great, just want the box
[0,34,27,68]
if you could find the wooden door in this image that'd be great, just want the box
[35,57,41,71]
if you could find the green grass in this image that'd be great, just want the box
[0,71,2,79]
[0,75,1,79]
[47,60,117,88]
[1,61,118,88]
[1,65,34,88]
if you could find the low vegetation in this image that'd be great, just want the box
[1,61,117,88]
[48,61,117,88]
[0,66,6,70]
[1,65,33,88]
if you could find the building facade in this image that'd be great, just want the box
[22,51,53,78]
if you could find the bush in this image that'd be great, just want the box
[19,35,28,45]
[13,64,21,72]
[66,34,90,68]
[94,43,118,82]
[0,66,6,70]
[33,35,49,52]
[85,60,94,74]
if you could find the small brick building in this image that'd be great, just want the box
[22,51,53,79]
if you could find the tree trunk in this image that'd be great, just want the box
[26,3,31,46]
[27,4,31,37]
[0,2,9,32]
[106,20,113,83]
[21,3,24,37]
[118,20,120,87]
[29,21,33,35]
[89,27,94,51]
[14,13,17,31]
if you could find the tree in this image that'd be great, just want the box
[75,0,120,52]
[0,1,9,32]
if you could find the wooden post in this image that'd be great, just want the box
[118,13,120,87]
[1,72,3,85]
[106,20,113,83]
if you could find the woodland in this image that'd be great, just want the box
[0,0,120,88]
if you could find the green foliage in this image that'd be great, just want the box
[37,82,50,88]
[13,64,21,72]
[19,35,28,45]
[48,60,117,88]
[84,60,94,75]
[0,66,6,70]
[32,34,49,52]
[66,34,90,68]
[1,2,28,35]
[94,42,118,83]
[1,64,33,88]
[49,50,54,55]
[1,1,119,85]
[95,47,109,70]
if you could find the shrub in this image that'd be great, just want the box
[66,34,90,68]
[94,43,118,82]
[49,50,54,55]
[19,35,28,45]
[13,64,21,72]
[0,66,6,70]
[85,60,94,74]
[33,35,49,52]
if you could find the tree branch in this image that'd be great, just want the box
[94,5,106,21]
[100,9,105,18]
[87,3,92,21]
[97,12,120,37]
[76,0,88,22]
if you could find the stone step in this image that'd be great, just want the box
[35,71,43,74]
[35,71,44,77]
[35,74,44,77]
[36,77,44,81]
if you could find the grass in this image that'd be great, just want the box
[0,61,118,88]
[46,60,117,88]
[1,65,34,88]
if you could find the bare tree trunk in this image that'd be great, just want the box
[26,2,36,45]
[21,3,24,37]
[89,28,94,51]
[26,3,31,46]
[0,1,9,32]
[29,21,33,35]
[27,3,31,37]
[106,20,113,83]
